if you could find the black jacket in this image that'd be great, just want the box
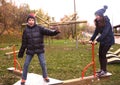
[18,24,60,58]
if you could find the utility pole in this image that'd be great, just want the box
[74,0,78,48]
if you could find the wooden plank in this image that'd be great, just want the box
[49,21,87,26]
[13,73,63,85]
[114,48,120,55]
[8,68,112,85]
[5,50,19,56]
[106,54,117,59]
[107,57,120,64]
[107,48,120,55]
[0,46,12,50]
[62,76,98,85]
[62,73,112,85]
[107,51,113,54]
[22,21,87,26]
[8,71,112,85]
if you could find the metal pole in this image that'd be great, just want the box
[74,0,78,48]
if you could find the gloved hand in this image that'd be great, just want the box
[18,52,23,58]
[50,25,61,33]
[55,28,61,33]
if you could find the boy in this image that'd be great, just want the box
[18,13,60,85]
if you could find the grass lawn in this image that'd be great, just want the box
[0,35,120,85]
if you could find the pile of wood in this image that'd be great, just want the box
[107,48,120,64]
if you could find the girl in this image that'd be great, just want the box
[89,5,115,76]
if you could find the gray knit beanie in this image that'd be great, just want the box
[95,5,108,16]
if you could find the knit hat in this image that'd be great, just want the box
[95,5,108,16]
[27,13,36,22]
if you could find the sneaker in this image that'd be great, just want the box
[97,70,107,77]
[21,79,26,85]
[44,77,50,82]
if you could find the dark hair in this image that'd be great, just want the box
[94,16,105,28]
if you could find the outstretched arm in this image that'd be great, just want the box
[40,26,60,36]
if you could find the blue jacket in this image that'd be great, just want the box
[90,16,115,45]
[18,24,60,58]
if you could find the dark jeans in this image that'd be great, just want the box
[99,44,111,71]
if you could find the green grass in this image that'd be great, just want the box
[0,35,120,85]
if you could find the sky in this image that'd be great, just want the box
[14,0,120,26]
